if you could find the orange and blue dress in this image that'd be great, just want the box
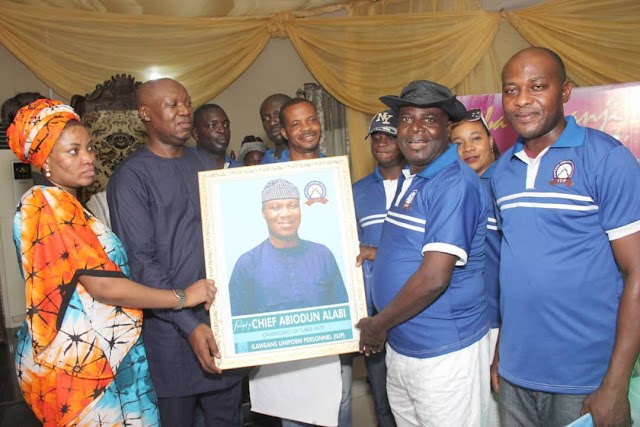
[13,185,159,426]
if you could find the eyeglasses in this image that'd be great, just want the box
[465,108,490,133]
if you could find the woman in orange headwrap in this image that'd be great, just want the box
[8,99,217,427]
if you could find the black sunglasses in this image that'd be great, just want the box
[465,108,490,133]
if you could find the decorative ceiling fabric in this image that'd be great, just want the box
[2,0,348,17]
[503,0,640,86]
[288,10,501,113]
[1,0,638,179]
[1,0,637,108]
[0,2,271,106]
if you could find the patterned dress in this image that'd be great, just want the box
[13,185,159,427]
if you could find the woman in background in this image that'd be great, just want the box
[452,108,500,176]
[1,92,44,125]
[451,108,502,427]
[238,140,268,166]
[8,99,216,426]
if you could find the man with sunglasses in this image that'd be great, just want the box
[451,108,502,426]
[353,109,405,427]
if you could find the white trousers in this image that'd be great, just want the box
[488,328,502,427]
[386,332,490,427]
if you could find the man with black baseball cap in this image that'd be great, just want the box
[353,108,405,427]
[356,80,490,426]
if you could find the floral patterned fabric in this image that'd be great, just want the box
[13,185,159,426]
[81,110,147,199]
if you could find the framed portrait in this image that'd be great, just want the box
[199,156,367,370]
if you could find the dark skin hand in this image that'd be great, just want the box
[489,233,640,425]
[356,251,456,356]
[490,335,500,393]
[580,232,640,427]
[355,245,377,267]
[188,323,222,374]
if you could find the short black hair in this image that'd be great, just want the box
[241,135,264,145]
[278,98,315,127]
[1,92,45,125]
[193,103,225,126]
[260,93,292,111]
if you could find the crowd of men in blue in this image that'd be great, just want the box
[8,45,635,426]
[119,45,640,427]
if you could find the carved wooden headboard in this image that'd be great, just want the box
[71,74,141,117]
[71,74,148,200]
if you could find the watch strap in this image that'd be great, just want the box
[173,288,186,310]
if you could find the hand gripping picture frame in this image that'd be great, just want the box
[199,156,367,370]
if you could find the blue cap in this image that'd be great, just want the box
[367,109,397,139]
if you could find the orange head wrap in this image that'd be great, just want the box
[7,99,81,169]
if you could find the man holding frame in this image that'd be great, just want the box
[248,98,352,427]
[357,80,491,426]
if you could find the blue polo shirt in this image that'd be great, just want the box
[225,154,241,168]
[261,148,285,164]
[353,166,398,314]
[480,163,501,328]
[492,116,640,394]
[264,149,326,162]
[353,166,389,248]
[372,144,489,358]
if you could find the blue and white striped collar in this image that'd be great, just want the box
[409,143,460,180]
[512,116,585,156]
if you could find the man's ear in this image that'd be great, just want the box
[139,105,150,122]
[561,80,572,104]
[280,127,288,141]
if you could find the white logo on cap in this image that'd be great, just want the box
[376,111,393,125]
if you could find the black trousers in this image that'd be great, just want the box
[158,381,243,427]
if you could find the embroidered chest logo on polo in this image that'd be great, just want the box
[402,189,419,210]
[550,160,575,187]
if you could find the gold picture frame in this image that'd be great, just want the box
[199,156,367,370]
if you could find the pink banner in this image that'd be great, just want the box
[459,82,640,159]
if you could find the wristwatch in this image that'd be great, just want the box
[172,289,186,310]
